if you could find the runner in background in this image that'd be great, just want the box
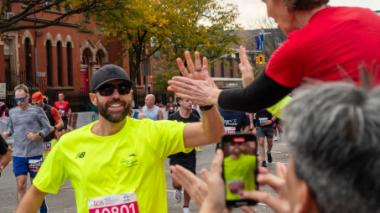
[32,92,64,158]
[53,93,71,132]
[255,109,276,167]
[2,84,51,213]
[139,94,164,120]
[168,97,200,213]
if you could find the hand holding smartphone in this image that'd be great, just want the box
[221,133,258,208]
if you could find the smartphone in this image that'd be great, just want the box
[221,133,258,207]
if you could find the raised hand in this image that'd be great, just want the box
[239,46,255,87]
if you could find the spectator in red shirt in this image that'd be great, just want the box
[53,92,71,131]
[168,0,380,114]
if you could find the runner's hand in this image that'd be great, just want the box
[27,132,41,141]
[240,163,291,213]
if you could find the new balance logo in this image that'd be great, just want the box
[76,152,86,159]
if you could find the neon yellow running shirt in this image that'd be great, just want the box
[34,117,187,213]
[224,154,256,200]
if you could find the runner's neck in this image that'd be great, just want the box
[92,117,126,136]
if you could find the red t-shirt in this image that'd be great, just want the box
[266,7,380,88]
[53,101,70,117]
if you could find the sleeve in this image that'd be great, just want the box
[37,108,52,137]
[266,96,292,118]
[265,36,305,88]
[33,142,67,194]
[50,108,62,124]
[149,120,188,159]
[0,135,8,155]
[218,71,293,113]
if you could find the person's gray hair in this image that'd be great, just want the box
[282,82,380,213]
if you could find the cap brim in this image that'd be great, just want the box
[93,78,132,91]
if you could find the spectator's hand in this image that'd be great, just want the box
[177,51,208,80]
[240,163,291,213]
[27,132,41,141]
[168,77,220,106]
[239,46,254,87]
[171,163,208,206]
[171,150,228,213]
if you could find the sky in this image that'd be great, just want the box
[222,0,380,29]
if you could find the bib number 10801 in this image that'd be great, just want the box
[91,202,138,213]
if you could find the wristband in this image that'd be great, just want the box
[199,105,214,111]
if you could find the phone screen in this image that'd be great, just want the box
[222,133,258,207]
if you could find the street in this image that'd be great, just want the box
[0,139,289,213]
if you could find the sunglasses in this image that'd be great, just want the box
[97,83,132,96]
[15,97,27,103]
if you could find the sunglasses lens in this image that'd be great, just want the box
[117,83,131,95]
[98,84,115,96]
[15,97,26,103]
[97,83,131,96]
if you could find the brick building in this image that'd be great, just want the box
[0,3,152,110]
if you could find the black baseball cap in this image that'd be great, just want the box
[91,64,132,91]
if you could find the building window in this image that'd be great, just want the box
[24,38,33,85]
[66,42,73,86]
[46,40,53,86]
[56,41,63,86]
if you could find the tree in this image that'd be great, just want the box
[97,0,240,84]
[0,0,118,33]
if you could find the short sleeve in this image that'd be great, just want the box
[265,34,305,88]
[148,120,188,159]
[33,143,67,194]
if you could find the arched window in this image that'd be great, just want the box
[56,41,63,86]
[66,42,73,86]
[46,40,53,86]
[24,38,33,84]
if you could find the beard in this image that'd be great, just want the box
[97,98,131,123]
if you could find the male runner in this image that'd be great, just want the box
[17,64,224,213]
[139,94,164,120]
[32,91,64,157]
[2,84,51,213]
[168,97,200,213]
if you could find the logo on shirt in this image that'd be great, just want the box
[121,153,138,167]
[76,152,86,159]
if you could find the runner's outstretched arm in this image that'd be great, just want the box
[16,186,45,213]
[183,105,224,148]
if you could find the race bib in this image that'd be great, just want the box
[88,193,139,213]
[28,158,42,173]
[224,127,236,134]
[43,142,51,152]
